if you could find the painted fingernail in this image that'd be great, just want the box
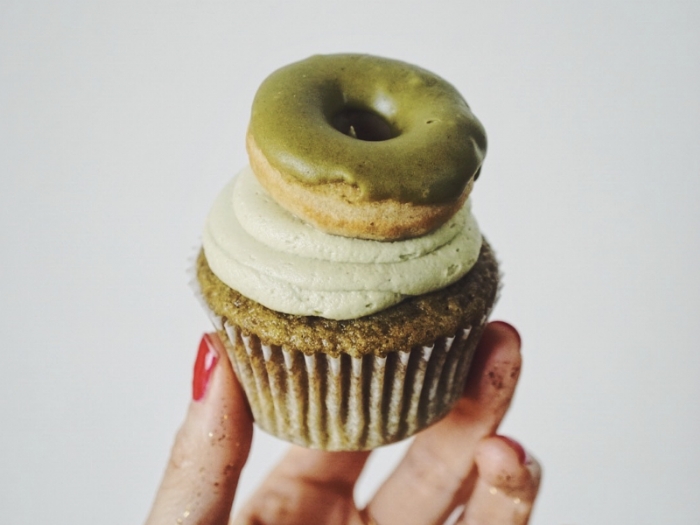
[192,334,219,401]
[490,321,521,350]
[496,435,530,465]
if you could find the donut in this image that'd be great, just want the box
[247,54,487,241]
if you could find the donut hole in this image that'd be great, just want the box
[331,108,394,141]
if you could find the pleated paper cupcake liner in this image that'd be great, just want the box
[227,321,483,450]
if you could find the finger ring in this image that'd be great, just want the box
[358,507,379,525]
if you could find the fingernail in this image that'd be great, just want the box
[496,435,530,465]
[192,334,219,401]
[490,321,521,351]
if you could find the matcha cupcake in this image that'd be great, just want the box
[193,54,498,450]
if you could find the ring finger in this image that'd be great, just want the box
[457,436,541,524]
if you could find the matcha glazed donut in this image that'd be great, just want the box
[247,54,488,241]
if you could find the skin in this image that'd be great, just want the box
[145,321,541,525]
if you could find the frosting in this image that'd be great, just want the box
[202,167,482,320]
[233,166,470,263]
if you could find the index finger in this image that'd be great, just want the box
[145,334,254,525]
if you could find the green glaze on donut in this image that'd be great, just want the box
[249,54,487,205]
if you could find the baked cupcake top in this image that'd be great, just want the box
[197,241,499,357]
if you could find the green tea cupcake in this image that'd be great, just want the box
[193,54,498,450]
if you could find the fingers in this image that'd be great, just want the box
[233,447,371,525]
[457,435,541,525]
[145,334,253,525]
[367,321,522,525]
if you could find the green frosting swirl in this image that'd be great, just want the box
[249,54,487,205]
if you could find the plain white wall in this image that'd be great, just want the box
[1,1,699,524]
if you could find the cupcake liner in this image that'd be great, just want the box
[224,322,482,450]
[220,321,479,450]
[191,261,489,450]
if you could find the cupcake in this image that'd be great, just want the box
[193,54,498,451]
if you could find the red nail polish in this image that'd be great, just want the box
[489,321,522,351]
[496,435,529,465]
[192,334,219,401]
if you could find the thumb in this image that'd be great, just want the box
[145,333,254,525]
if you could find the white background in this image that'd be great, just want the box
[1,1,699,524]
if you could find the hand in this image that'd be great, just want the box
[145,321,541,525]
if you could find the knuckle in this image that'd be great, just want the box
[245,486,300,524]
[404,445,465,496]
[168,426,196,472]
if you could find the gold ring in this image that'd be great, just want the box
[358,507,379,525]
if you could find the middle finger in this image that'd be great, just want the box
[366,321,522,525]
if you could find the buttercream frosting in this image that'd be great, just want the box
[202,166,482,320]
